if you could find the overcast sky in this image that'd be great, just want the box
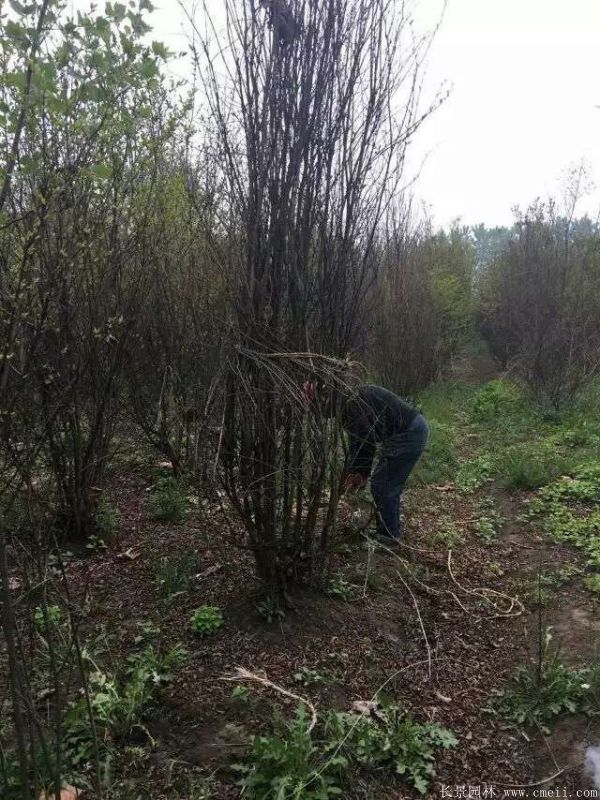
[118,0,600,228]
[412,0,600,227]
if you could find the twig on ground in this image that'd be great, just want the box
[447,549,524,618]
[491,767,565,788]
[395,569,433,680]
[222,667,318,733]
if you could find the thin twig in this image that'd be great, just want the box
[222,667,318,733]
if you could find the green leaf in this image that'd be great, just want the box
[19,154,39,175]
[112,2,127,21]
[89,163,112,180]
[140,56,158,78]
[151,40,169,59]
[6,20,27,39]
[95,16,111,37]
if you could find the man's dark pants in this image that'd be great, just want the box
[370,413,429,540]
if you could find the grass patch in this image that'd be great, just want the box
[527,464,600,568]
[456,454,494,493]
[583,574,600,597]
[154,551,200,600]
[414,420,457,485]
[487,630,600,731]
[149,476,189,523]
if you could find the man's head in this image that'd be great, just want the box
[302,379,341,417]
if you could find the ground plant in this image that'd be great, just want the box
[190,606,224,638]
[149,477,190,523]
[327,701,457,795]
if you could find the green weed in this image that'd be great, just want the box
[473,516,497,543]
[63,642,187,770]
[414,420,457,485]
[327,700,457,795]
[231,685,252,703]
[235,705,346,800]
[235,697,456,800]
[456,455,494,493]
[472,380,525,424]
[431,521,464,548]
[538,566,582,590]
[500,447,566,490]
[190,606,224,637]
[294,668,330,687]
[149,477,189,523]
[327,576,355,601]
[527,464,600,567]
[583,574,600,597]
[154,551,200,599]
[488,658,583,731]
[256,595,286,624]
[486,629,593,731]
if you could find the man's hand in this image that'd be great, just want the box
[343,472,368,494]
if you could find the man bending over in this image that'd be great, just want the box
[340,385,429,544]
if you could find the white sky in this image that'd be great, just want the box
[86,0,600,228]
[411,0,600,227]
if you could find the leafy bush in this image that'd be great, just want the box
[414,420,457,485]
[327,700,457,795]
[149,477,189,523]
[235,705,346,800]
[190,606,224,637]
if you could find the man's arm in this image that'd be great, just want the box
[344,397,376,478]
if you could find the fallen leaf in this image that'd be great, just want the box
[117,548,139,561]
[196,564,223,579]
[351,700,378,716]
